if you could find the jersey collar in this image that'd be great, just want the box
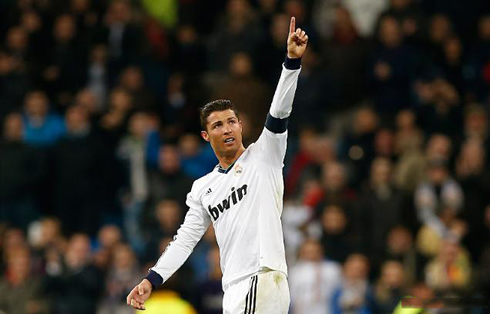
[217,160,237,174]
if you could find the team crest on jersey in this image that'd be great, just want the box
[234,164,243,176]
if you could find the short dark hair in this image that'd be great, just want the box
[199,99,239,131]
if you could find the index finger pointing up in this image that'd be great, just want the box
[289,16,295,35]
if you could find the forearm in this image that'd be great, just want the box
[268,57,301,121]
[145,206,210,289]
[145,237,194,288]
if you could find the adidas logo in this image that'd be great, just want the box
[205,188,213,195]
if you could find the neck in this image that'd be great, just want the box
[217,145,246,169]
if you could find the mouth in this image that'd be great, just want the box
[223,137,235,145]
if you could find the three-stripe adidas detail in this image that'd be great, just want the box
[244,275,258,313]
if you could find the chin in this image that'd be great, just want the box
[222,145,239,155]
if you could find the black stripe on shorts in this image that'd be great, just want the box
[244,275,258,314]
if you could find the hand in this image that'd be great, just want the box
[127,279,152,310]
[287,17,308,59]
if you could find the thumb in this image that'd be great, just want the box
[138,284,145,295]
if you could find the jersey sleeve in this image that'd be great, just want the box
[254,58,301,168]
[146,185,211,288]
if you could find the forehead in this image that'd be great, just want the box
[206,109,238,124]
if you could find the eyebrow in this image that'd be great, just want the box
[210,116,237,127]
[211,121,222,128]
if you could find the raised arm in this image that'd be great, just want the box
[268,17,308,122]
[256,17,308,167]
[126,190,210,310]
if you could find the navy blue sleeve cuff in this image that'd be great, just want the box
[284,56,301,70]
[265,113,289,133]
[145,270,163,290]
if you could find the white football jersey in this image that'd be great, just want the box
[149,63,301,290]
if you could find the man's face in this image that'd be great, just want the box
[201,109,243,157]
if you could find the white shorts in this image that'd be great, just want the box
[222,269,290,314]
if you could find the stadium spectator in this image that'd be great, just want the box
[290,238,342,314]
[144,200,183,262]
[314,161,358,223]
[85,44,109,108]
[383,226,427,285]
[0,246,48,314]
[52,105,106,235]
[331,253,377,314]
[0,113,44,229]
[368,15,413,113]
[195,244,223,314]
[0,48,30,119]
[207,0,262,73]
[117,65,156,112]
[414,157,464,240]
[22,90,65,147]
[393,109,425,193]
[98,244,141,314]
[374,260,407,313]
[44,233,104,314]
[359,157,405,265]
[320,205,358,263]
[118,112,155,253]
[340,106,379,185]
[42,14,86,106]
[178,133,218,179]
[424,240,472,294]
[93,225,123,271]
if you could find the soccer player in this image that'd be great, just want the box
[127,17,308,313]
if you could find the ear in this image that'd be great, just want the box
[201,130,210,142]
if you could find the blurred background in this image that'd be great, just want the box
[0,0,490,313]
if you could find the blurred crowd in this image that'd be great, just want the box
[0,0,490,313]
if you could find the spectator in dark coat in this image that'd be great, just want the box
[0,50,30,119]
[42,14,87,107]
[52,105,105,235]
[44,234,104,314]
[0,113,46,229]
[368,16,414,114]
[146,144,194,212]
[207,0,263,73]
[359,158,405,267]
[320,205,358,263]
[96,0,144,81]
[324,6,369,110]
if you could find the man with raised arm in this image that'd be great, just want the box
[127,17,308,313]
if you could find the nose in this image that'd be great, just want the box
[224,124,232,134]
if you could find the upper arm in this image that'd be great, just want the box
[254,124,288,168]
[179,190,212,247]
